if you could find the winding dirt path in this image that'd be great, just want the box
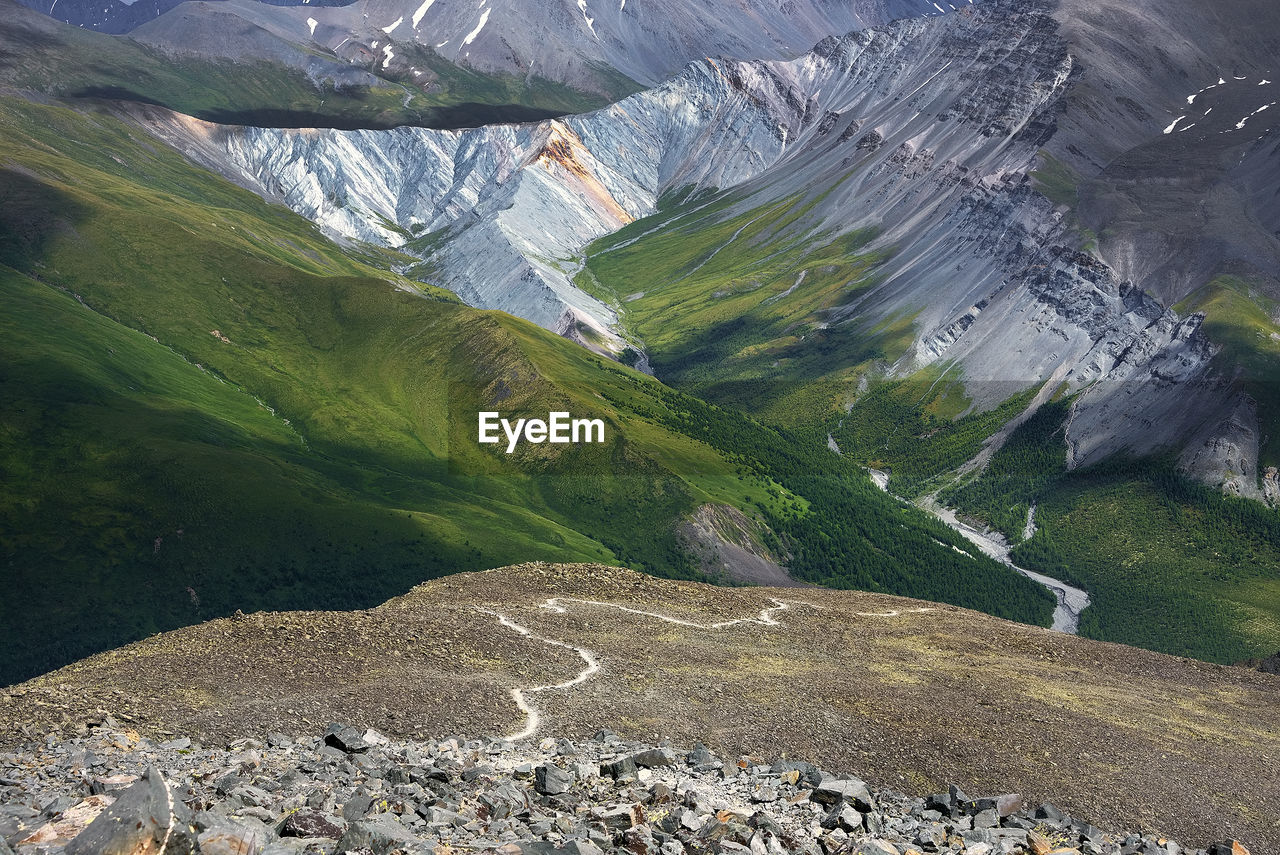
[473,607,601,741]
[476,596,929,741]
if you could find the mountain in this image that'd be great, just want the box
[19,0,965,95]
[0,85,1065,686]
[168,0,1279,484]
[4,0,1280,672]
[3,563,1278,852]
[0,0,623,130]
[145,0,1280,663]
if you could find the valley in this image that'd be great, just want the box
[865,469,1090,634]
[0,89,1053,685]
[3,1,1280,852]
[1,0,1279,718]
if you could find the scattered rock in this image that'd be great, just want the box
[65,766,195,855]
[0,725,1241,855]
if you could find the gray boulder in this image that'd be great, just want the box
[534,765,574,796]
[66,766,195,855]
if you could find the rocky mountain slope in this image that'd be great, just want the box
[147,0,1279,498]
[22,0,963,96]
[0,723,1257,855]
[3,564,1278,851]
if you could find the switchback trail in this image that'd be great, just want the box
[476,595,931,741]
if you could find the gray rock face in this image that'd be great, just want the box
[137,0,1269,495]
[64,766,194,855]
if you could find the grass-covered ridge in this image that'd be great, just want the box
[0,94,1053,684]
[926,395,1280,664]
[581,185,907,425]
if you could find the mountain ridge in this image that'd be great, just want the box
[2,562,1278,851]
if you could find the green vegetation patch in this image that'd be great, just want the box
[1031,150,1081,209]
[830,367,1038,497]
[1012,460,1280,664]
[583,185,900,424]
[932,396,1280,664]
[1176,275,1280,468]
[942,399,1072,540]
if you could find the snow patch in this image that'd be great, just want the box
[1236,103,1274,130]
[577,0,598,39]
[1262,79,1273,86]
[462,8,490,45]
[382,44,395,69]
[411,0,434,29]
[381,16,403,34]
[1162,116,1186,134]
[306,16,317,35]
[932,1,944,11]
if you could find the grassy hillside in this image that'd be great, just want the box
[581,186,910,426]
[0,94,1053,684]
[581,175,1280,665]
[0,0,631,128]
[930,397,1280,664]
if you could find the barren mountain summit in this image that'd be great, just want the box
[3,564,1277,850]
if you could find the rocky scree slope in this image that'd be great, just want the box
[0,723,1258,855]
[140,0,1276,495]
[2,564,1277,850]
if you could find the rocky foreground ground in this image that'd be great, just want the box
[0,720,1251,855]
[2,565,1278,851]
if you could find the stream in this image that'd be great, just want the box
[867,468,1090,633]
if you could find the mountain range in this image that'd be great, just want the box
[1,0,1279,697]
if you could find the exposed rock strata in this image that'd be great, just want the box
[137,0,1273,492]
